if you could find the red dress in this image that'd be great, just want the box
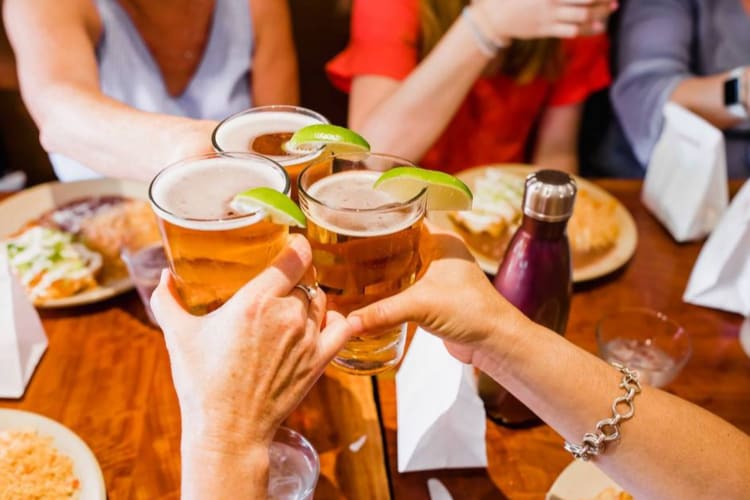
[327,0,611,174]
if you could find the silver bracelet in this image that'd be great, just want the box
[461,6,504,58]
[564,363,642,461]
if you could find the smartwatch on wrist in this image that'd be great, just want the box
[724,66,749,119]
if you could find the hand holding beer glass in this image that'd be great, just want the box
[149,152,292,314]
[298,152,427,374]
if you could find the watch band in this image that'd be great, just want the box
[725,66,749,119]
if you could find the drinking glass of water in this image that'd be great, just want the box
[268,427,320,500]
[596,308,691,388]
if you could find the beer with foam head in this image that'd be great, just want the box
[212,105,328,198]
[149,152,290,315]
[299,153,426,374]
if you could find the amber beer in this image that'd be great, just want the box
[212,105,329,197]
[299,154,427,374]
[149,152,290,315]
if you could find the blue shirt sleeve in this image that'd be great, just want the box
[612,0,695,168]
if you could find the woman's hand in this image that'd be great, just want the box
[481,0,616,39]
[347,223,530,365]
[151,235,353,453]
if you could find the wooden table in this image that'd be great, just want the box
[1,180,748,499]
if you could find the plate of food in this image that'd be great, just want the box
[546,459,631,500]
[0,178,161,307]
[0,409,106,499]
[429,165,638,282]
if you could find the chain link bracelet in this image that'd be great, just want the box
[564,363,642,461]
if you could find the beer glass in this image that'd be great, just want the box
[149,152,290,315]
[212,105,328,198]
[298,152,427,374]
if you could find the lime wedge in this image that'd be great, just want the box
[230,187,306,228]
[284,124,370,155]
[373,167,473,211]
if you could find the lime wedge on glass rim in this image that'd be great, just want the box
[230,187,306,228]
[284,124,371,154]
[373,167,473,211]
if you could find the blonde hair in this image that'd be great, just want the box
[419,0,562,84]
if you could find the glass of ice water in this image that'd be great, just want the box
[268,427,320,500]
[596,308,691,388]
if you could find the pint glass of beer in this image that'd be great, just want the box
[149,152,290,315]
[212,105,328,198]
[298,153,427,374]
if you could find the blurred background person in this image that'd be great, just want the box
[3,0,298,182]
[327,0,615,174]
[613,0,750,178]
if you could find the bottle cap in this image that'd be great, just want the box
[522,170,577,222]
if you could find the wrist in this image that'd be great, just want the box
[470,300,532,377]
[462,3,510,58]
[181,407,276,455]
[182,437,269,500]
[475,0,512,44]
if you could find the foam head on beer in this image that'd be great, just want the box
[306,170,423,237]
[150,155,289,229]
[213,109,326,166]
[149,154,290,314]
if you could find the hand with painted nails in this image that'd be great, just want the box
[150,234,352,500]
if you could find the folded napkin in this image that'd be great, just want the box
[396,327,487,472]
[642,102,729,242]
[684,179,750,316]
[0,246,47,398]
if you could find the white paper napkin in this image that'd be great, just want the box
[683,179,750,316]
[396,328,487,472]
[0,246,47,398]
[642,102,729,242]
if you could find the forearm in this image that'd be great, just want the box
[181,441,269,500]
[180,415,270,500]
[475,317,750,499]
[25,83,216,181]
[670,72,745,130]
[351,15,490,161]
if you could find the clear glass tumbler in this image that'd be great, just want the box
[596,307,691,387]
[268,427,320,500]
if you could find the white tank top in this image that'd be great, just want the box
[51,0,253,181]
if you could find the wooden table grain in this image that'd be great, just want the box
[376,179,750,499]
[0,194,390,500]
[1,180,749,500]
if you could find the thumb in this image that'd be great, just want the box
[347,289,419,336]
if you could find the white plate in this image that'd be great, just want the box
[0,409,106,499]
[0,178,149,307]
[546,460,625,500]
[429,165,638,282]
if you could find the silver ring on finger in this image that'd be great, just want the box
[293,283,318,303]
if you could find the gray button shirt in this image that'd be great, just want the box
[612,0,750,178]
